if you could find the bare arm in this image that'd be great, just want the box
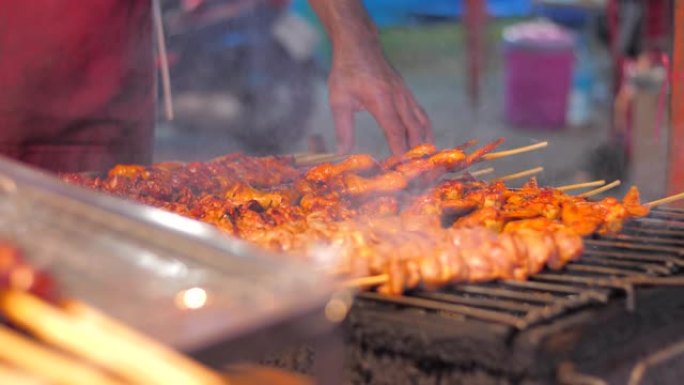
[308,0,432,155]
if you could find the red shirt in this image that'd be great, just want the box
[0,1,155,173]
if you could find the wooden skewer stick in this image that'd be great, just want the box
[555,180,606,192]
[61,299,226,385]
[468,167,495,177]
[0,325,126,385]
[152,0,174,121]
[294,152,337,161]
[0,361,61,385]
[294,153,348,166]
[483,141,548,160]
[645,191,684,207]
[0,290,224,385]
[292,151,325,159]
[578,180,621,198]
[342,274,389,288]
[494,167,544,182]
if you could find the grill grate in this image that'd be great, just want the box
[358,208,684,330]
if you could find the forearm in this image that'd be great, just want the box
[307,0,381,61]
[307,0,432,154]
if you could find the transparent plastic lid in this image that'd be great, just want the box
[0,156,341,354]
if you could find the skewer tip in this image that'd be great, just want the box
[645,191,684,207]
[578,180,621,198]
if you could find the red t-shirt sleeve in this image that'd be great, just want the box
[0,1,155,172]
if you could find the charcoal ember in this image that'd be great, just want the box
[259,345,314,375]
[347,347,523,385]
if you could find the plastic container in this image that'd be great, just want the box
[503,20,576,128]
[0,155,342,364]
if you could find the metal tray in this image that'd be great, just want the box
[0,155,346,365]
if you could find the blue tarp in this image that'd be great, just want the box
[291,0,533,27]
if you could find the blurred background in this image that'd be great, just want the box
[154,0,672,200]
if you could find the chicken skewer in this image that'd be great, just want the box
[331,217,583,295]
[61,139,656,297]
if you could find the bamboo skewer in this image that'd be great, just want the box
[0,325,126,385]
[578,180,622,198]
[152,0,174,121]
[0,363,45,385]
[556,180,606,192]
[468,167,495,177]
[62,299,226,385]
[342,274,389,288]
[494,167,544,182]
[483,141,548,160]
[645,191,684,207]
[294,140,548,167]
[0,290,223,385]
[293,153,348,166]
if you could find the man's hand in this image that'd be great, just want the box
[308,0,432,155]
[329,47,432,155]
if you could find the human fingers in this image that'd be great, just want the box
[406,93,433,143]
[365,96,409,155]
[332,106,356,154]
[395,93,424,148]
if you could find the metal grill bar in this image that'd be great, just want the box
[576,256,673,275]
[521,294,599,325]
[622,226,684,238]
[564,264,649,276]
[532,273,635,289]
[626,276,684,286]
[629,217,684,230]
[583,249,684,268]
[359,292,528,329]
[449,285,560,304]
[413,292,539,312]
[601,234,684,247]
[649,209,684,220]
[500,280,610,301]
[585,239,684,255]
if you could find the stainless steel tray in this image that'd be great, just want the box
[0,155,345,365]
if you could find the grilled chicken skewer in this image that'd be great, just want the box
[60,140,659,296]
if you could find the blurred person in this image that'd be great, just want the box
[0,0,431,173]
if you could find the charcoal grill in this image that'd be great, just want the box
[331,208,684,385]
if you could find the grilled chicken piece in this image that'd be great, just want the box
[342,171,408,196]
[623,185,650,217]
[224,183,293,208]
[305,154,378,183]
[453,207,503,232]
[381,143,439,170]
[108,164,149,179]
[503,218,583,270]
